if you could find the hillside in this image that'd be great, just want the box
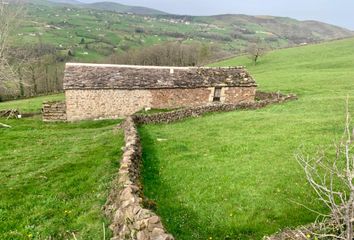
[138,38,354,239]
[48,0,168,15]
[11,1,354,63]
[48,0,83,4]
[84,2,167,15]
[201,14,353,42]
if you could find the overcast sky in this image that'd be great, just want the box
[80,0,354,30]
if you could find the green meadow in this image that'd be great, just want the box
[0,94,64,113]
[0,98,123,239]
[139,38,354,239]
[1,37,354,239]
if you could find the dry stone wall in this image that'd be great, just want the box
[134,92,297,125]
[105,92,297,240]
[42,101,67,122]
[104,117,174,240]
[255,91,287,101]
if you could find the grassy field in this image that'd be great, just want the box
[2,37,354,240]
[0,94,64,113]
[139,38,354,239]
[0,98,123,239]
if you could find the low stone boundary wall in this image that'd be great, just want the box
[104,117,174,240]
[256,91,289,101]
[104,92,297,240]
[133,92,297,125]
[42,101,67,122]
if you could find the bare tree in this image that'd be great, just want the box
[0,0,23,127]
[108,42,211,66]
[296,98,354,240]
[0,0,24,98]
[246,40,268,65]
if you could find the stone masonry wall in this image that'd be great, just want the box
[104,117,174,240]
[150,88,212,109]
[65,89,152,121]
[42,101,67,122]
[65,87,256,121]
[224,87,257,104]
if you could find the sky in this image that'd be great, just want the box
[80,0,354,30]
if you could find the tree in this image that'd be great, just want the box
[0,2,63,101]
[109,42,212,67]
[296,98,354,239]
[246,40,268,65]
[0,0,24,99]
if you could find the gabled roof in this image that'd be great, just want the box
[63,63,257,90]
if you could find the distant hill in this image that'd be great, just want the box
[15,1,354,62]
[198,14,353,44]
[48,0,168,15]
[41,1,353,42]
[301,20,354,40]
[48,0,83,4]
[83,1,167,15]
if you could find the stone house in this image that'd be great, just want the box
[63,63,257,121]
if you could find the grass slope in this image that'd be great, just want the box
[13,2,353,62]
[0,94,64,113]
[139,38,354,239]
[0,98,123,239]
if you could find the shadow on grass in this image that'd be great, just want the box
[139,127,202,237]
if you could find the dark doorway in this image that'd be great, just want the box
[213,87,222,102]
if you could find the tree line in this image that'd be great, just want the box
[1,44,66,101]
[107,42,212,67]
[0,1,65,101]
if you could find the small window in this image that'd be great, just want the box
[213,87,222,102]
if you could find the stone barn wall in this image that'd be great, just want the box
[63,63,257,121]
[65,86,256,121]
[65,89,151,121]
[224,87,256,104]
[150,88,213,109]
